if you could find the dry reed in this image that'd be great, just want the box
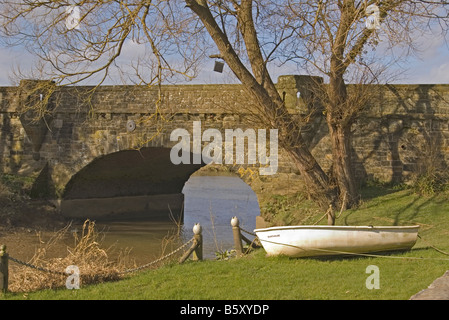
[8,220,127,293]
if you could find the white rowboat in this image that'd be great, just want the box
[254,225,420,258]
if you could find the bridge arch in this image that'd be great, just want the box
[60,147,204,221]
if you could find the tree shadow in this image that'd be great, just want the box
[353,83,449,187]
[391,194,436,226]
[358,185,399,201]
[0,109,16,174]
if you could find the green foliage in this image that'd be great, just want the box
[411,171,449,197]
[0,173,36,197]
[214,249,236,261]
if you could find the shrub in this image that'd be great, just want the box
[411,170,449,196]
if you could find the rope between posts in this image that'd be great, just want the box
[6,237,196,276]
[239,226,257,237]
[8,256,66,275]
[235,226,261,254]
[120,237,195,274]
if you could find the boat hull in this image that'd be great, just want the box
[254,225,420,258]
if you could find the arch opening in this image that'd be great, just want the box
[60,147,205,221]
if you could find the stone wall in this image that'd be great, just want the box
[309,83,449,183]
[1,77,449,203]
[358,84,449,183]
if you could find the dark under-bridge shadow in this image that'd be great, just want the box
[61,147,205,221]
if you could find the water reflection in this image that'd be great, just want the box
[183,176,260,258]
[95,175,260,263]
[94,220,181,265]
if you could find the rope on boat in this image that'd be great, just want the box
[256,233,449,262]
[417,235,449,256]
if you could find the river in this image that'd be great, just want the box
[94,175,260,264]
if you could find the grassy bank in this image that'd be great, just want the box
[6,248,448,300]
[2,186,449,300]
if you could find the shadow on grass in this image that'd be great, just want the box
[359,185,399,201]
[286,247,434,263]
[343,187,447,227]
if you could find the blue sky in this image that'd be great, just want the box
[0,29,448,87]
[0,0,448,87]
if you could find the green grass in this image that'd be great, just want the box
[3,187,449,300]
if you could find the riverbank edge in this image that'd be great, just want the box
[2,180,449,299]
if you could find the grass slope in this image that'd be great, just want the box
[3,187,449,300]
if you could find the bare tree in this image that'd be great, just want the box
[184,0,449,214]
[1,0,448,221]
[1,0,205,86]
[275,0,449,208]
[1,0,208,145]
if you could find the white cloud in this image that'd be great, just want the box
[413,61,449,84]
[430,62,449,82]
[393,45,449,84]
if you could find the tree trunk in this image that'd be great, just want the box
[185,0,339,216]
[327,66,360,209]
[328,120,358,209]
[286,145,338,212]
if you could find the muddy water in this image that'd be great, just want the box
[84,175,260,264]
[2,176,260,269]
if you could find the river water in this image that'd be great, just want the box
[94,175,260,264]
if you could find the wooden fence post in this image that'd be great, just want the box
[231,217,243,256]
[179,223,203,263]
[0,245,8,293]
[192,223,203,261]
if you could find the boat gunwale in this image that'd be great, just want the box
[254,225,421,233]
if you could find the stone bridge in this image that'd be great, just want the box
[1,76,449,221]
[0,76,317,221]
